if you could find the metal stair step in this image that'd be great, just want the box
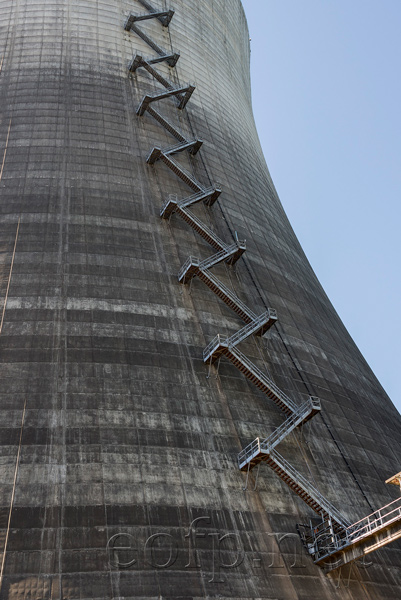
[137,0,175,26]
[125,9,175,28]
[147,106,188,142]
[137,85,195,115]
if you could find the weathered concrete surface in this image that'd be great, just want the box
[0,0,400,598]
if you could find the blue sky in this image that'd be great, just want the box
[241,0,401,414]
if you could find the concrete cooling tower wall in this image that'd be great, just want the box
[0,0,400,598]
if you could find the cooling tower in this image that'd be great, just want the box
[0,1,400,598]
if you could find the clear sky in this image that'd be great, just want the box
[241,0,401,414]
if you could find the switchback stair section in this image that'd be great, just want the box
[124,0,401,573]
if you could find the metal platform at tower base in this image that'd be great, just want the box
[298,495,401,572]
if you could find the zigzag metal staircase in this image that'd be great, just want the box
[125,0,401,573]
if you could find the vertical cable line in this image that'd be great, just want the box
[319,412,375,512]
[0,217,20,336]
[0,398,26,593]
[0,219,21,593]
[0,118,12,183]
[0,33,23,586]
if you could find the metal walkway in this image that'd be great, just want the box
[184,264,257,323]
[124,0,401,573]
[298,495,401,571]
[168,205,227,251]
[125,1,179,67]
[137,85,196,113]
[237,397,322,471]
[147,148,204,192]
[160,188,222,219]
[262,449,349,530]
[204,342,297,416]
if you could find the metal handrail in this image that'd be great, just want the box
[160,153,202,189]
[147,106,187,142]
[162,139,198,154]
[226,309,277,347]
[309,396,321,409]
[306,496,401,561]
[199,242,245,270]
[204,310,277,362]
[139,58,175,91]
[142,84,191,103]
[230,347,298,412]
[203,333,229,361]
[347,495,401,531]
[199,246,235,269]
[179,207,228,249]
[259,397,320,451]
[237,438,261,468]
[204,309,278,363]
[199,270,257,321]
[178,186,217,208]
[160,193,178,214]
[272,450,350,528]
[346,496,401,540]
[138,0,169,13]
[238,396,320,464]
[127,11,171,22]
[178,256,199,280]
